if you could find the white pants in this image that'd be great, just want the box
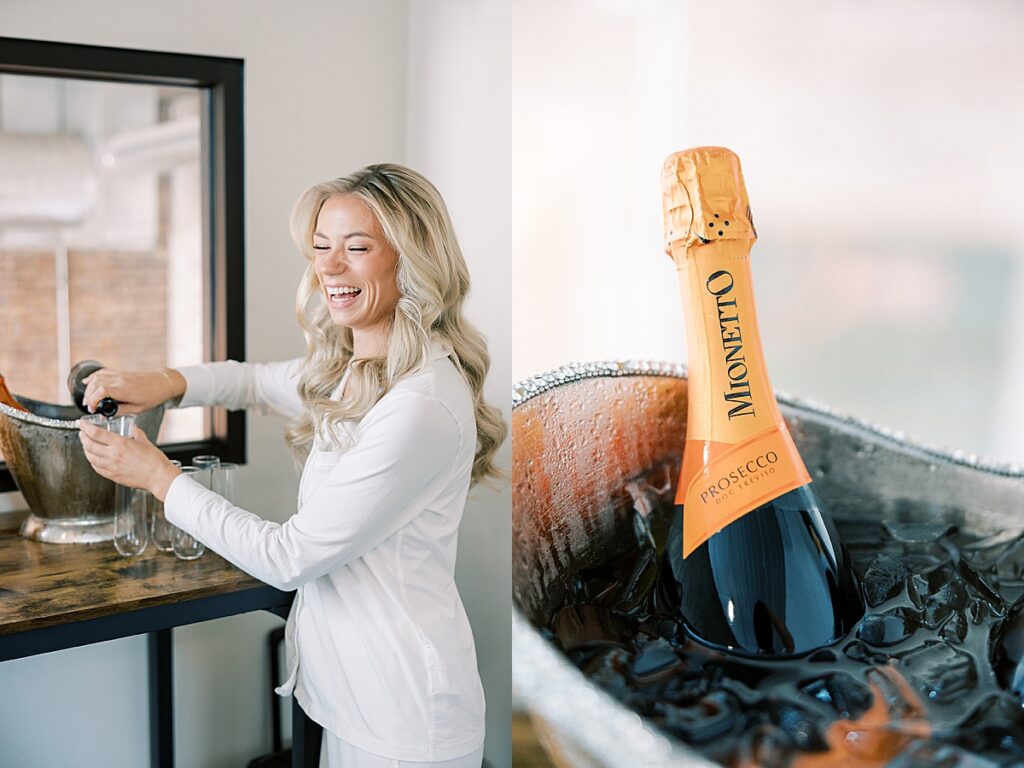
[318,731,484,768]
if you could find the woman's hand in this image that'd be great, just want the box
[82,368,186,415]
[79,421,182,501]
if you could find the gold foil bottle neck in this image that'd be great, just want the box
[661,146,757,262]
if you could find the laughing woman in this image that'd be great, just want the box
[78,164,506,768]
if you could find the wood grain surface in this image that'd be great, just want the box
[0,532,268,636]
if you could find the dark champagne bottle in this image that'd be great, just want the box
[68,360,118,417]
[0,372,30,412]
[660,147,864,656]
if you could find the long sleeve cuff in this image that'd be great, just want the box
[173,365,217,409]
[163,472,206,532]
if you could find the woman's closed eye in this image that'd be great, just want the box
[313,245,369,252]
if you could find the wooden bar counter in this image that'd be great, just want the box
[0,514,320,767]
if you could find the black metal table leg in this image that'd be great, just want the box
[269,626,285,753]
[148,629,174,768]
[292,697,323,767]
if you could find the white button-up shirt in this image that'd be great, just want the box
[163,341,486,761]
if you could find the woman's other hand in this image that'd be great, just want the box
[82,368,186,415]
[78,421,182,501]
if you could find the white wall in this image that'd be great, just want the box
[0,3,507,768]
[507,0,1024,467]
[406,3,513,764]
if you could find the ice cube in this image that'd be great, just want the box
[909,563,958,610]
[765,699,828,751]
[884,521,956,544]
[897,641,978,704]
[631,637,679,679]
[939,610,968,644]
[908,572,931,608]
[638,615,686,646]
[653,665,709,705]
[735,724,792,768]
[799,671,874,720]
[564,567,616,605]
[843,639,891,666]
[612,547,659,615]
[857,607,920,647]
[654,690,744,744]
[921,580,969,629]
[552,604,634,652]
[957,559,1005,616]
[863,554,911,607]
[926,563,958,593]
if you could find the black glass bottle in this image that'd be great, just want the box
[660,147,864,656]
[68,359,118,417]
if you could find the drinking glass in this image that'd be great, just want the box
[107,414,136,438]
[211,462,238,504]
[191,454,220,491]
[104,414,148,556]
[173,466,206,560]
[151,460,182,552]
[80,413,111,429]
[115,487,150,557]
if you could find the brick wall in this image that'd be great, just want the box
[67,248,169,379]
[0,247,174,461]
[0,250,58,409]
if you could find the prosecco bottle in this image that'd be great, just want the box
[660,147,864,656]
[68,360,118,417]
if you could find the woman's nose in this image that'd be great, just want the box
[317,248,348,270]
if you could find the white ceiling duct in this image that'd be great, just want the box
[0,115,199,237]
[0,132,97,226]
[98,114,200,173]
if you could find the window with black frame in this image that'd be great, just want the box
[0,37,246,494]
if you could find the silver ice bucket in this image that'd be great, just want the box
[0,395,165,544]
[511,361,1024,768]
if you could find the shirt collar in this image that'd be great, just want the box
[429,337,453,362]
[333,339,450,398]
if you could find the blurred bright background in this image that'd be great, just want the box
[509,0,1024,467]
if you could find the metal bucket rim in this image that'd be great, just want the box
[513,359,1024,480]
[0,399,85,430]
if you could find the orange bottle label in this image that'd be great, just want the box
[663,147,811,558]
[673,254,811,557]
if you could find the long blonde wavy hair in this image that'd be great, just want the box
[284,163,506,486]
